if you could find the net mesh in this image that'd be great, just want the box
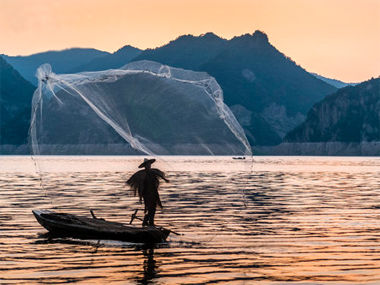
[30,60,252,156]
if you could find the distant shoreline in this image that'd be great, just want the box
[1,142,379,156]
[254,142,380,156]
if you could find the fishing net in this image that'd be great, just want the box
[30,60,251,156]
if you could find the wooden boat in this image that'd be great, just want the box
[32,210,170,243]
[232,156,246,160]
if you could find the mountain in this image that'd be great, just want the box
[200,31,337,144]
[311,73,357,89]
[2,48,109,85]
[69,45,142,72]
[134,30,337,145]
[285,77,380,143]
[133,32,228,70]
[0,57,35,144]
[0,31,341,149]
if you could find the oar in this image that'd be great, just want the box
[160,226,181,236]
[90,209,97,219]
[129,209,142,224]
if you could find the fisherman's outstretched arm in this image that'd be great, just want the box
[152,169,169,182]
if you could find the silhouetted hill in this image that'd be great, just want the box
[2,48,109,84]
[200,31,336,144]
[133,32,228,70]
[210,31,336,114]
[0,57,35,144]
[285,78,380,143]
[69,45,142,72]
[134,30,336,145]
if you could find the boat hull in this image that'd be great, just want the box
[32,210,170,243]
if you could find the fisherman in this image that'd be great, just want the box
[126,158,169,226]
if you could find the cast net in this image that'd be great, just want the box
[30,60,252,156]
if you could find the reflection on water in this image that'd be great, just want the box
[140,248,156,284]
[0,156,379,284]
[33,235,160,284]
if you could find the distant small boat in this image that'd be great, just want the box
[32,210,170,243]
[232,156,246,160]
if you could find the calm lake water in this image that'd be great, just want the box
[0,156,379,284]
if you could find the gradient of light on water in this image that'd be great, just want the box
[0,156,379,284]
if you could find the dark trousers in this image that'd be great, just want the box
[143,207,156,226]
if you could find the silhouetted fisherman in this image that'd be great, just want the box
[126,158,169,226]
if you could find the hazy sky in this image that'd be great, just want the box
[1,0,379,82]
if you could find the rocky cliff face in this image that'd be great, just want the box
[285,78,380,143]
[0,57,35,144]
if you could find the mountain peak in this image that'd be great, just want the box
[252,30,269,42]
[115,45,141,54]
[173,32,223,43]
[230,30,270,47]
[199,32,221,40]
[134,32,227,70]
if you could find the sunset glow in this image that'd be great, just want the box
[1,0,379,82]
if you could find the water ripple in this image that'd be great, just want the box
[0,156,379,284]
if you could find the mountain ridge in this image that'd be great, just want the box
[130,30,337,145]
[69,45,142,73]
[2,48,110,85]
[4,30,368,149]
[133,32,228,70]
[311,73,357,89]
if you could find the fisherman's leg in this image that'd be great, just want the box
[142,205,149,226]
[143,205,148,226]
[142,214,149,226]
[148,207,156,226]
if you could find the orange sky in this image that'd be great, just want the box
[1,0,379,82]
